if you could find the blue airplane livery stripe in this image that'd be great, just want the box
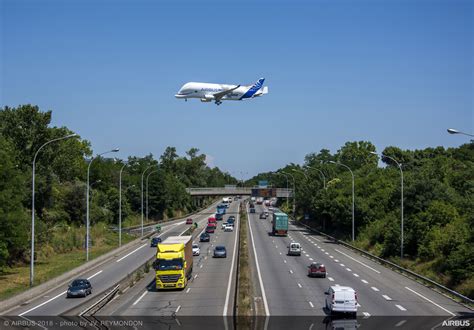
[240,78,265,99]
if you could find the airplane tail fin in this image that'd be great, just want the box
[241,78,266,99]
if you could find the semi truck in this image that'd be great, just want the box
[272,212,288,236]
[153,236,193,289]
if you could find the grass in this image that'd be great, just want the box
[0,223,135,301]
[236,206,253,325]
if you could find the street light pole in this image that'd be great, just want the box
[447,128,474,137]
[274,172,290,210]
[86,148,119,261]
[329,161,355,241]
[282,171,296,219]
[305,165,326,189]
[30,133,77,286]
[146,170,159,223]
[141,165,155,238]
[371,151,404,258]
[119,162,129,247]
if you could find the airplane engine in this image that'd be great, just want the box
[200,94,215,102]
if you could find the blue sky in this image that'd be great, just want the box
[1,0,472,178]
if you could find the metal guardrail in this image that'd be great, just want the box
[79,284,120,316]
[297,222,474,306]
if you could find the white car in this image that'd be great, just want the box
[221,222,228,230]
[224,225,233,232]
[325,286,358,317]
[192,244,200,256]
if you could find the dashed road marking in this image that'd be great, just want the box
[346,268,352,272]
[297,283,302,288]
[309,258,313,261]
[334,259,339,262]
[132,291,147,306]
[371,287,380,292]
[321,249,325,252]
[186,288,191,293]
[329,256,334,259]
[87,270,103,280]
[396,304,406,311]
[361,279,368,284]
[325,252,329,255]
[328,277,334,281]
[340,264,345,267]
[353,273,359,277]
[363,312,371,317]
[382,295,392,301]
[284,260,287,263]
[175,305,181,313]
[335,249,381,274]
[289,270,294,274]
[395,320,407,327]
[309,301,314,308]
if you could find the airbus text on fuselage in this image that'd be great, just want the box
[175,78,268,105]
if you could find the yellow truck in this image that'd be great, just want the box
[153,236,193,289]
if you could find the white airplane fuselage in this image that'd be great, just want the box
[175,78,268,105]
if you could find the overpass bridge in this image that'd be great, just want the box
[185,187,293,198]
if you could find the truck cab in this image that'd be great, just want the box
[153,236,193,290]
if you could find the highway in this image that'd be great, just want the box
[98,199,240,316]
[5,201,220,316]
[247,204,473,320]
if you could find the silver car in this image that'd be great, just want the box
[213,246,227,258]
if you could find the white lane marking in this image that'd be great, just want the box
[334,259,339,262]
[194,274,198,279]
[396,304,406,311]
[335,284,340,286]
[371,287,380,291]
[363,312,371,317]
[186,288,191,294]
[132,291,148,306]
[297,283,302,288]
[246,206,270,316]
[19,290,67,316]
[321,249,325,252]
[335,249,381,274]
[200,264,203,268]
[328,277,334,281]
[325,252,329,255]
[329,256,334,259]
[284,260,287,263]
[353,273,359,277]
[289,270,294,274]
[309,301,314,308]
[87,270,103,280]
[175,305,181,313]
[309,258,313,261]
[346,268,352,272]
[361,279,368,284]
[340,264,345,267]
[305,254,310,257]
[314,237,321,242]
[405,286,455,316]
[279,252,282,255]
[395,320,407,327]
[382,295,392,301]
[116,244,147,262]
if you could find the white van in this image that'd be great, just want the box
[325,286,358,316]
[287,242,302,256]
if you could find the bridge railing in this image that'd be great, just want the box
[185,187,293,197]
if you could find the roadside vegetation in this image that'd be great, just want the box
[248,141,474,298]
[0,105,237,298]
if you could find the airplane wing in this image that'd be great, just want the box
[213,85,240,100]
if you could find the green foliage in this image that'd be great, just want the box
[249,139,474,297]
[0,105,235,272]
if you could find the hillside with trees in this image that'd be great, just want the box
[247,140,474,298]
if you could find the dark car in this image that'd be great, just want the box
[215,213,224,221]
[259,212,267,219]
[228,215,236,222]
[227,217,235,225]
[206,226,215,233]
[67,279,92,298]
[200,233,210,242]
[213,246,227,258]
[186,218,193,224]
[308,262,326,278]
[250,208,256,213]
[150,236,162,247]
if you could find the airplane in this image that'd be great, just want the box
[175,78,268,105]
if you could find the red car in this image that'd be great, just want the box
[186,218,193,224]
[206,226,215,233]
[308,262,326,278]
